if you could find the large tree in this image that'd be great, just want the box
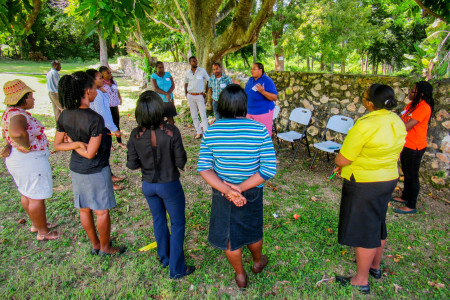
[150,0,277,73]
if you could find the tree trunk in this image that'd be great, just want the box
[383,60,386,75]
[297,53,299,67]
[174,42,179,62]
[307,56,310,71]
[365,52,369,74]
[360,54,364,73]
[98,29,109,68]
[330,61,334,73]
[311,57,314,71]
[253,42,257,64]
[320,54,325,71]
[341,60,345,74]
[272,31,284,71]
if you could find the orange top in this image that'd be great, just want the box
[401,100,431,150]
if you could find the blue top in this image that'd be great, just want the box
[244,74,278,115]
[151,72,173,102]
[46,68,60,93]
[197,118,277,187]
[208,73,233,101]
[90,89,118,132]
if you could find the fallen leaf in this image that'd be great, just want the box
[393,283,402,293]
[311,196,318,201]
[326,228,334,234]
[341,250,347,256]
[17,218,26,224]
[275,246,280,250]
[293,214,299,220]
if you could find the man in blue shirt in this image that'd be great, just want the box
[208,63,233,121]
[46,60,63,121]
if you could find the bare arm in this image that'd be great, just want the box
[9,115,30,148]
[151,78,167,95]
[333,153,353,176]
[199,169,247,206]
[405,119,419,131]
[168,77,175,95]
[54,131,87,152]
[255,83,278,101]
[184,83,188,96]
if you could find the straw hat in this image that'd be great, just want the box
[3,79,35,105]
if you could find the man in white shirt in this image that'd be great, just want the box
[184,56,210,139]
[46,60,63,121]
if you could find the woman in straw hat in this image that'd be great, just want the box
[1,79,60,240]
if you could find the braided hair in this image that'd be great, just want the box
[368,83,398,110]
[406,81,434,116]
[58,71,94,110]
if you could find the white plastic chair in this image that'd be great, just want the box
[276,108,313,162]
[310,115,354,169]
[272,105,281,135]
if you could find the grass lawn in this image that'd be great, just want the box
[0,70,448,299]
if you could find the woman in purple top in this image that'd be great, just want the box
[244,63,278,135]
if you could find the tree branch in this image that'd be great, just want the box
[413,0,447,23]
[147,15,182,33]
[24,0,41,33]
[215,0,236,24]
[213,0,277,57]
[173,0,196,44]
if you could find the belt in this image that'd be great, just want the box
[188,92,203,95]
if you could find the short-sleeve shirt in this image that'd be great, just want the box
[245,74,278,115]
[103,82,121,107]
[1,106,49,151]
[197,118,277,187]
[184,67,209,93]
[46,68,60,93]
[208,73,233,101]
[90,89,118,132]
[57,108,109,174]
[401,101,431,150]
[340,109,407,182]
[151,72,173,102]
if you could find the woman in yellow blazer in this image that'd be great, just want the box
[334,84,407,294]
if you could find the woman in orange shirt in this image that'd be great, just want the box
[392,81,434,214]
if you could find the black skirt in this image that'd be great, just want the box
[209,187,263,251]
[338,178,397,249]
[164,101,177,118]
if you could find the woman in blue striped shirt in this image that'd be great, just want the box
[198,84,277,289]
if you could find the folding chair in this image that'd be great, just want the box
[309,115,354,169]
[272,105,281,136]
[276,108,312,162]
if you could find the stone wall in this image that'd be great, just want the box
[269,71,450,186]
[116,57,449,185]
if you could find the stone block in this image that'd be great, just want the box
[303,100,314,111]
[340,85,348,91]
[307,126,319,136]
[346,103,356,112]
[293,85,300,92]
[340,99,350,105]
[353,96,360,103]
[431,160,439,169]
[436,153,450,164]
[331,108,340,114]
[320,95,329,104]
[286,87,293,95]
[314,83,322,91]
[311,89,320,97]
[358,105,366,114]
[442,121,450,129]
[431,176,445,186]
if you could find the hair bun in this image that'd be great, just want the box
[384,98,397,109]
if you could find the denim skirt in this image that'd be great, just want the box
[338,178,397,249]
[209,186,263,251]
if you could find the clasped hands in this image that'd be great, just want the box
[223,181,247,207]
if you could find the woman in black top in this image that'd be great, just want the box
[54,71,125,256]
[127,91,195,279]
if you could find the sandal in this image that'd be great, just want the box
[36,230,60,241]
[30,223,58,233]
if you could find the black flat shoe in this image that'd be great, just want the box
[98,246,127,257]
[369,268,382,279]
[170,265,196,279]
[91,241,114,256]
[336,276,370,295]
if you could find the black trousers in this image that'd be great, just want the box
[400,147,426,209]
[110,106,122,144]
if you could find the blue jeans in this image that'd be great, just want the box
[212,100,221,120]
[142,179,187,278]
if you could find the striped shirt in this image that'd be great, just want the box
[208,73,233,101]
[197,118,277,187]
